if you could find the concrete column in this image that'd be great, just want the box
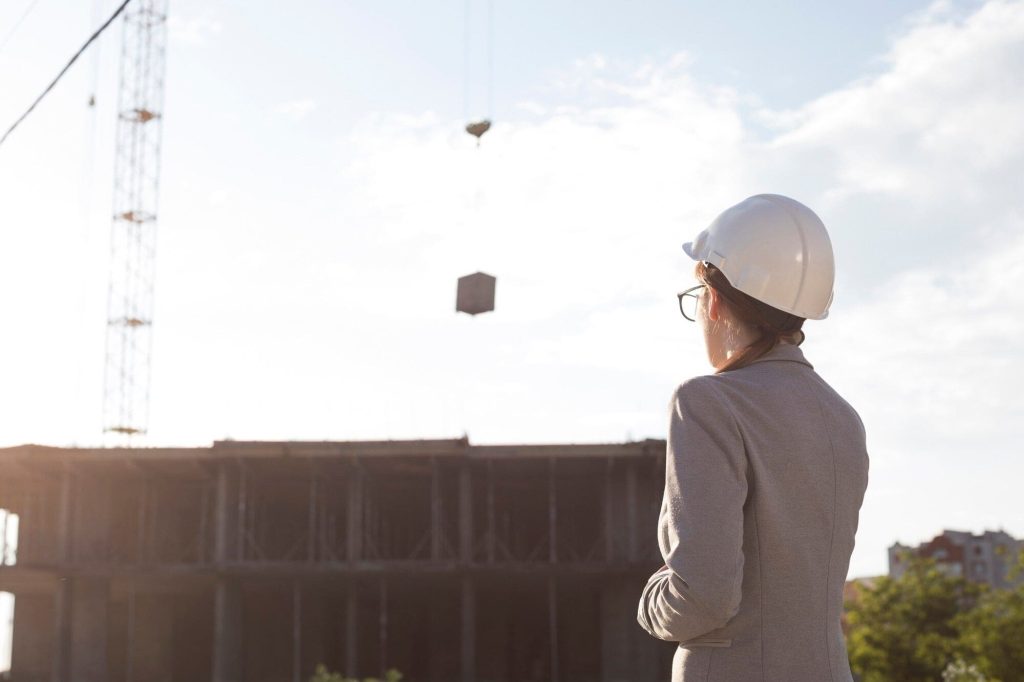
[15,489,31,564]
[603,459,633,564]
[604,458,615,562]
[548,458,557,563]
[292,583,302,682]
[54,466,72,560]
[486,460,495,563]
[600,577,632,682]
[344,581,358,678]
[236,467,248,562]
[72,475,111,564]
[460,576,475,682]
[1,509,8,566]
[378,578,388,676]
[626,461,638,562]
[214,462,239,563]
[51,579,70,682]
[458,463,472,563]
[67,577,109,682]
[600,576,659,682]
[132,593,174,682]
[548,575,559,682]
[51,467,73,682]
[213,462,243,682]
[199,480,211,564]
[10,592,54,682]
[212,578,242,682]
[307,475,318,563]
[52,573,110,682]
[135,477,149,564]
[431,457,442,560]
[347,465,363,562]
[301,585,325,681]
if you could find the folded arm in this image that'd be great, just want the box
[636,377,747,642]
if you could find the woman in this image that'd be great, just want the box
[637,194,869,681]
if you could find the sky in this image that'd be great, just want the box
[0,0,1021,590]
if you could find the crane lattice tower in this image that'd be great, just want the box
[103,0,169,438]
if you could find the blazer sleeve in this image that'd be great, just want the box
[637,376,747,642]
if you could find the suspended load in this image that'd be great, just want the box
[456,271,496,315]
[465,119,491,146]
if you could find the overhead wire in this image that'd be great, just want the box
[0,0,130,151]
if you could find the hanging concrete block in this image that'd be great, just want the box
[456,272,496,315]
[465,120,491,147]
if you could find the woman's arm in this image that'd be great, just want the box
[636,377,747,642]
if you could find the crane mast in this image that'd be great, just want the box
[102,0,169,438]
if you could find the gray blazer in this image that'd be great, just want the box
[637,341,869,681]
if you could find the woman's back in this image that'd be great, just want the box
[640,341,869,681]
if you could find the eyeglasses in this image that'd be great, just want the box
[677,284,706,322]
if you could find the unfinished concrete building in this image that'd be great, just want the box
[0,438,674,682]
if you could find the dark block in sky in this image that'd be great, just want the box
[456,271,496,315]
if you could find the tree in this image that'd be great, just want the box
[845,555,979,682]
[942,658,987,682]
[955,548,1024,682]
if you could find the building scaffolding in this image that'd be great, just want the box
[0,438,672,682]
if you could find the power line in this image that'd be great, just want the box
[0,0,43,57]
[0,0,131,151]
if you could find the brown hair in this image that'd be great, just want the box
[696,261,806,373]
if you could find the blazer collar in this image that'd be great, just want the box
[745,340,814,370]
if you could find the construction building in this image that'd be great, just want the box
[0,438,674,682]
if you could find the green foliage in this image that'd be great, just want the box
[308,666,346,682]
[845,556,979,682]
[308,663,403,682]
[955,582,1024,682]
[847,551,1024,682]
[942,658,987,682]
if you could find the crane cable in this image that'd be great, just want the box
[487,0,494,119]
[463,0,494,145]
[72,0,107,445]
[0,0,130,151]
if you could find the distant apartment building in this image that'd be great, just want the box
[888,529,1023,589]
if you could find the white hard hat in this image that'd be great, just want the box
[682,194,835,320]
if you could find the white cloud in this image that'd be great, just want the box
[312,0,1024,577]
[765,0,1024,202]
[0,0,1021,579]
[168,13,223,45]
[811,227,1024,559]
[275,98,317,121]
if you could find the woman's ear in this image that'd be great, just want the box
[706,287,722,322]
